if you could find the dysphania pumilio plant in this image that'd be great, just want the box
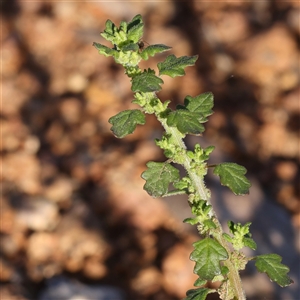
[93,15,293,300]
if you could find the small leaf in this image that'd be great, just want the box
[119,41,139,52]
[140,44,171,60]
[244,237,257,250]
[190,237,228,281]
[203,219,217,230]
[93,42,117,57]
[108,110,145,138]
[167,110,205,135]
[158,54,198,78]
[255,254,293,287]
[194,278,207,287]
[127,14,143,43]
[183,217,198,225]
[223,233,232,243]
[100,19,117,44]
[221,266,229,276]
[213,162,251,195]
[141,162,180,197]
[184,287,212,300]
[184,92,214,121]
[131,70,164,93]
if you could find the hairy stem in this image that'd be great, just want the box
[161,121,246,300]
[125,62,246,300]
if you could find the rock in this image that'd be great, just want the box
[0,286,27,300]
[66,74,88,93]
[130,267,162,296]
[2,152,41,194]
[15,197,59,231]
[39,276,125,300]
[236,24,298,87]
[0,258,14,281]
[26,232,62,280]
[162,244,198,298]
[44,176,74,206]
[59,226,109,277]
[59,97,83,125]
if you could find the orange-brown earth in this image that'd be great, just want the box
[1,1,299,300]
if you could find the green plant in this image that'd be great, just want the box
[93,15,292,300]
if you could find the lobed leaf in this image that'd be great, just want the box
[93,42,117,57]
[119,41,139,52]
[183,217,199,225]
[167,110,205,135]
[255,254,293,287]
[244,237,257,250]
[127,14,144,43]
[184,92,214,121]
[131,70,164,93]
[213,162,251,195]
[194,278,207,287]
[141,162,180,197]
[100,19,117,44]
[190,237,228,281]
[140,44,171,60]
[158,54,198,78]
[108,110,145,138]
[184,287,211,300]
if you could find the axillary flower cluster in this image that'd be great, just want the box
[93,14,292,300]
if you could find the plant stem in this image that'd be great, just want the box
[126,65,246,300]
[161,122,246,300]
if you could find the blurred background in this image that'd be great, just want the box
[1,1,299,300]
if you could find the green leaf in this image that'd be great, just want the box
[131,70,164,93]
[127,14,144,43]
[184,92,214,121]
[165,92,214,134]
[158,54,198,78]
[244,237,257,250]
[213,162,251,195]
[194,278,207,287]
[227,221,257,250]
[183,217,198,225]
[255,254,293,287]
[221,265,229,276]
[108,110,145,138]
[190,237,228,280]
[167,110,205,135]
[119,41,139,52]
[203,219,217,230]
[184,287,212,300]
[100,19,117,44]
[93,42,117,57]
[141,162,180,197]
[140,44,172,60]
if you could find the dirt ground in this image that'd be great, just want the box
[1,1,299,300]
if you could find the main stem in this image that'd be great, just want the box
[162,123,246,300]
[126,66,246,300]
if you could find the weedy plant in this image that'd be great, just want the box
[93,15,293,300]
